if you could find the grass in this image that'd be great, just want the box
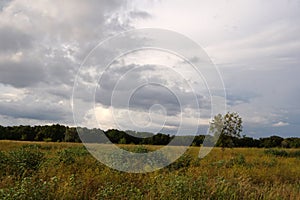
[0,141,299,199]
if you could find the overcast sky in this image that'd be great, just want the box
[0,0,299,138]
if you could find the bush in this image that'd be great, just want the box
[290,150,300,157]
[0,177,59,200]
[167,153,192,171]
[226,154,246,168]
[264,149,300,157]
[57,149,76,165]
[57,146,89,165]
[131,145,149,153]
[7,145,44,177]
[103,146,168,172]
[0,151,9,175]
[264,149,288,157]
[67,146,89,156]
[121,145,150,153]
[233,153,246,165]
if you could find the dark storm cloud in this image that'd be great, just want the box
[43,53,78,86]
[0,26,32,52]
[0,60,46,88]
[46,85,73,100]
[98,64,158,91]
[0,100,70,121]
[0,0,152,125]
[129,85,210,116]
[128,84,182,116]
[94,63,210,116]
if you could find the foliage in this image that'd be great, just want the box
[167,153,193,171]
[0,177,53,200]
[210,112,243,148]
[1,145,44,177]
[260,136,284,148]
[0,141,300,199]
[1,124,300,148]
[131,145,149,153]
[105,145,168,172]
[225,154,247,167]
[57,147,89,165]
[0,151,8,176]
[264,149,300,157]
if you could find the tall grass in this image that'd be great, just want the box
[0,141,299,199]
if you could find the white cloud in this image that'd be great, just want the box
[272,121,289,127]
[0,84,27,102]
[92,104,210,133]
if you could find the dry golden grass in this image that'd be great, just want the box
[0,141,299,199]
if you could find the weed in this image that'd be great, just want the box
[264,149,300,158]
[264,149,288,157]
[7,145,44,177]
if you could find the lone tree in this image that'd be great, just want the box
[210,112,243,149]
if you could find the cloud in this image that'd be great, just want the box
[94,62,210,116]
[272,121,289,127]
[0,59,46,88]
[226,90,259,106]
[0,26,32,53]
[1,0,299,137]
[0,0,152,126]
[91,104,210,133]
[129,10,151,19]
[0,99,70,121]
[206,22,300,66]
[0,0,11,11]
[0,84,27,102]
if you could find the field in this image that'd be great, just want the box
[0,141,299,199]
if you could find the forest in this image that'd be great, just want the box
[0,124,299,148]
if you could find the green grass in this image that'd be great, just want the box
[0,141,299,199]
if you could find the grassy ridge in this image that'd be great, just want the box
[0,141,299,199]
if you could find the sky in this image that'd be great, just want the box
[0,0,299,138]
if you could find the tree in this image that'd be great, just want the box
[119,137,127,144]
[259,135,283,148]
[64,127,80,142]
[210,112,243,149]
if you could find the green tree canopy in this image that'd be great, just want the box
[210,112,243,148]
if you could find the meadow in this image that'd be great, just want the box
[0,140,299,200]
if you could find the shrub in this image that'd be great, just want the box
[0,151,8,175]
[0,177,59,200]
[290,150,300,157]
[68,146,89,156]
[262,158,278,167]
[131,145,149,153]
[102,146,168,172]
[264,149,288,157]
[57,146,89,165]
[57,149,76,165]
[211,159,226,168]
[264,149,300,157]
[7,145,44,177]
[233,153,246,165]
[121,145,150,153]
[167,153,192,171]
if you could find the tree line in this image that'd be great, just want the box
[0,124,299,148]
